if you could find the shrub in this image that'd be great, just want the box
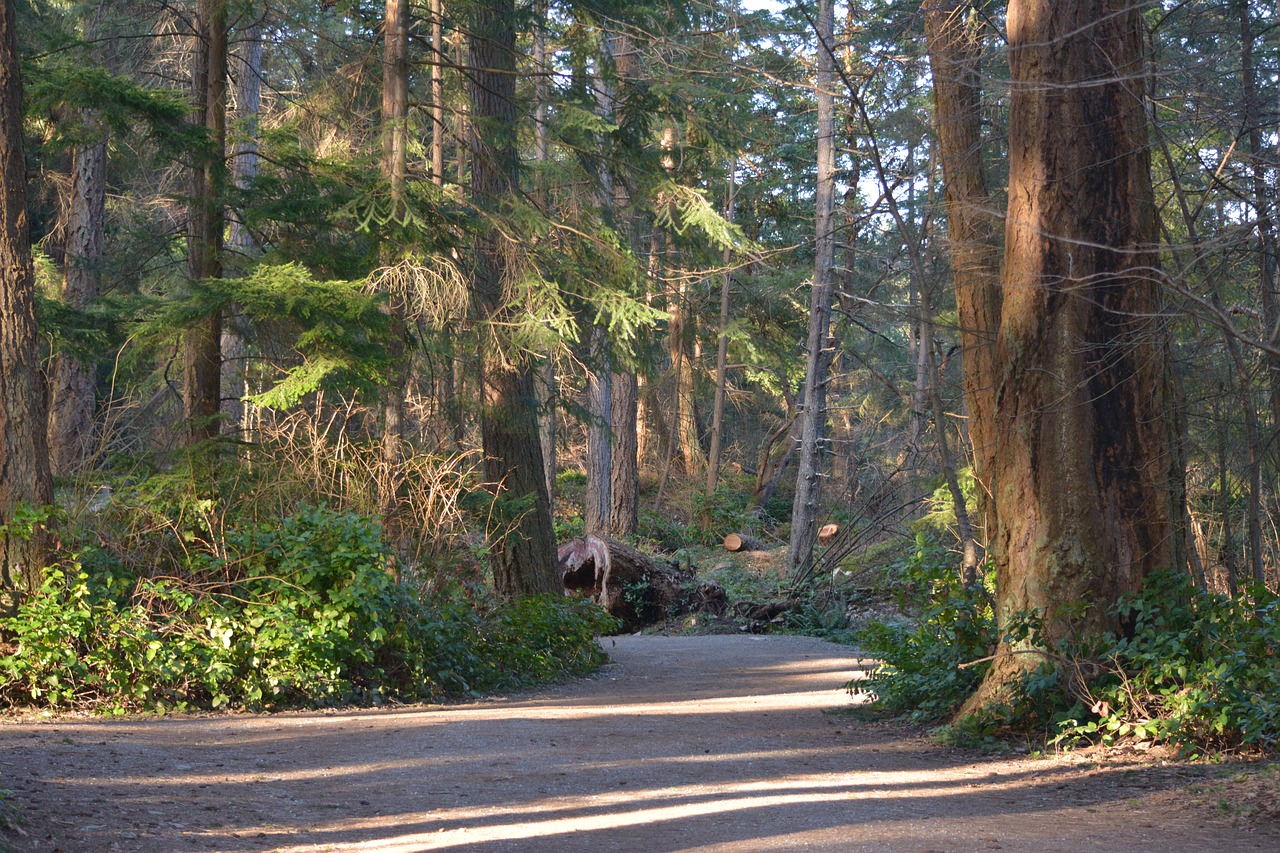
[849,533,996,721]
[0,506,616,713]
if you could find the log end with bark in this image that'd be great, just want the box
[723,532,764,552]
[816,523,840,545]
[559,534,725,632]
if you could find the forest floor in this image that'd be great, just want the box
[2,634,1280,852]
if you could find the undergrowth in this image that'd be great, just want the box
[0,505,616,713]
[852,536,1280,754]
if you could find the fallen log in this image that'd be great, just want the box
[723,532,764,552]
[817,523,840,545]
[559,534,725,631]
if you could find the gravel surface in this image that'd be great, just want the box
[1,633,1276,852]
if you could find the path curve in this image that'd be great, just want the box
[1,634,1275,852]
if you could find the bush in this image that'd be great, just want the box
[849,533,996,721]
[1053,574,1280,752]
[0,506,617,713]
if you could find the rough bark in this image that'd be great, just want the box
[48,121,106,475]
[924,0,1002,544]
[585,328,613,535]
[379,0,410,538]
[788,0,837,575]
[609,370,639,536]
[430,0,445,186]
[185,0,228,446]
[0,0,54,597]
[970,0,1185,705]
[469,0,558,597]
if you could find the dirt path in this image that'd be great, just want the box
[1,634,1276,852]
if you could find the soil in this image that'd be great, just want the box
[1,634,1277,852]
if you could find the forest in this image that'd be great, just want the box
[2,0,1280,755]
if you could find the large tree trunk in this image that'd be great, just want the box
[48,121,106,475]
[185,0,228,447]
[0,0,54,598]
[706,165,735,494]
[788,0,837,575]
[469,0,558,597]
[970,0,1185,705]
[924,0,1002,557]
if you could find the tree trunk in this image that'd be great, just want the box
[380,0,410,540]
[585,327,613,534]
[48,121,105,475]
[0,0,54,598]
[185,0,228,447]
[723,532,763,552]
[610,369,639,536]
[924,0,1002,545]
[707,164,736,494]
[788,0,837,575]
[970,0,1185,705]
[469,0,558,596]
[221,18,262,440]
[430,0,445,186]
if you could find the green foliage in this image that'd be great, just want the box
[0,507,616,713]
[1052,574,1280,753]
[691,487,755,546]
[849,534,996,721]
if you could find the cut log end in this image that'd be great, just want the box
[817,523,840,545]
[723,532,763,552]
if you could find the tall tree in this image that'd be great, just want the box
[0,0,53,597]
[468,0,558,596]
[969,0,1185,704]
[184,0,228,446]
[788,0,837,574]
[924,0,1001,572]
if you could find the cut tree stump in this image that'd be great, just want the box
[559,534,726,632]
[817,523,840,545]
[723,532,764,552]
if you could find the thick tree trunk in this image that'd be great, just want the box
[924,1,1001,547]
[585,328,613,534]
[48,123,106,475]
[469,0,558,597]
[0,0,54,598]
[185,0,228,446]
[971,0,1185,704]
[788,0,837,575]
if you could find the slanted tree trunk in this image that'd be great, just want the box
[788,0,837,575]
[469,0,558,596]
[969,0,1185,706]
[185,0,228,447]
[48,117,106,475]
[0,0,54,598]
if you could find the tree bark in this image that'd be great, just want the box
[707,164,736,494]
[221,16,263,440]
[971,0,1185,704]
[469,0,559,596]
[610,369,639,536]
[185,0,228,447]
[0,0,54,597]
[788,0,837,575]
[48,120,106,475]
[924,0,1001,544]
[380,0,410,539]
[430,0,446,186]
